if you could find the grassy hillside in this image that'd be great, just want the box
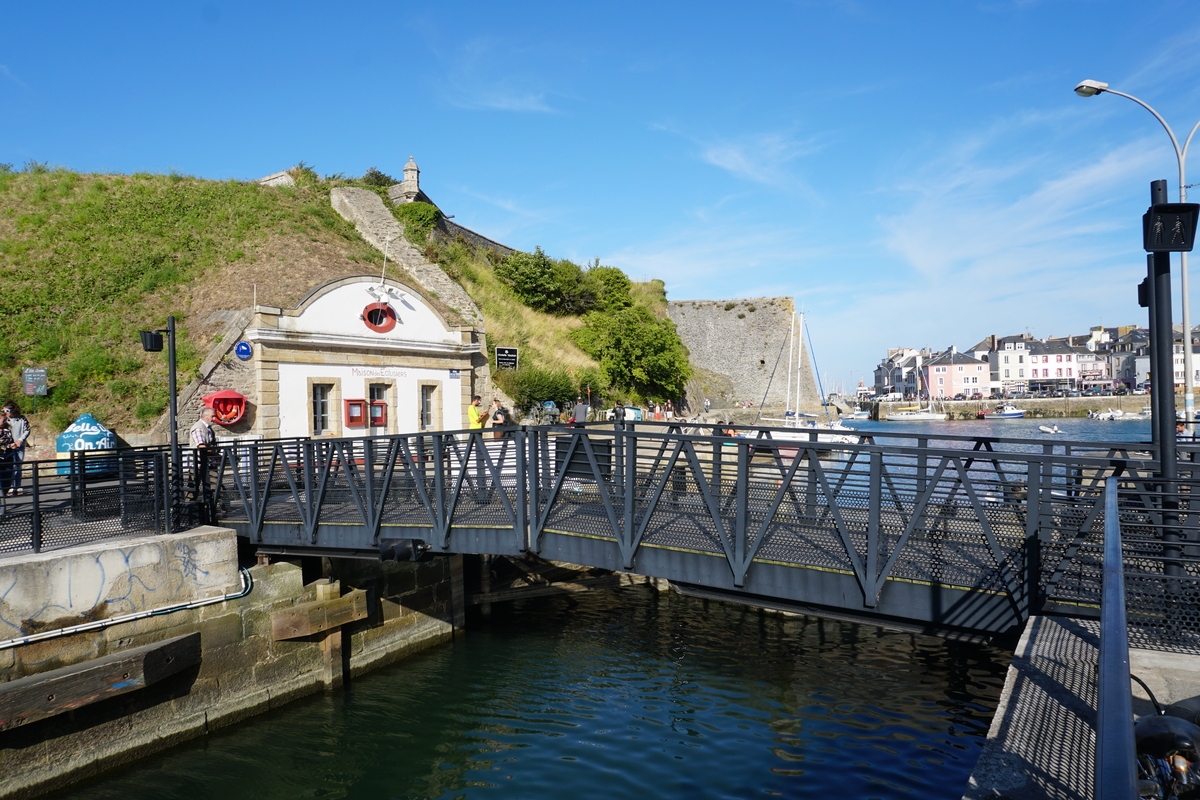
[0,165,424,432]
[0,164,640,434]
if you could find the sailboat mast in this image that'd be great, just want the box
[786,310,795,413]
[796,311,805,409]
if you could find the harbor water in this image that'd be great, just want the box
[55,417,1148,799]
[54,587,1009,800]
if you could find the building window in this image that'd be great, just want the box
[369,383,388,428]
[1004,355,1010,364]
[1056,368,1063,377]
[957,366,963,372]
[1056,355,1062,362]
[1004,369,1010,378]
[937,377,944,385]
[1018,369,1025,378]
[1066,355,1072,362]
[1018,356,1024,364]
[420,385,436,430]
[313,384,332,435]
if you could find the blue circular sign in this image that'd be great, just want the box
[235,342,253,361]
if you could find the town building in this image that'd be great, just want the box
[921,348,988,398]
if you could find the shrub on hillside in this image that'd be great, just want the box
[392,201,441,247]
[494,247,563,314]
[494,365,577,412]
[584,265,632,312]
[361,166,397,187]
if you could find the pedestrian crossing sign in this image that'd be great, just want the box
[1144,203,1200,253]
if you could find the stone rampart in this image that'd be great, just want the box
[330,188,482,327]
[330,187,499,405]
[668,298,821,410]
[434,217,514,257]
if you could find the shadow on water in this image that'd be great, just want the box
[53,587,1010,800]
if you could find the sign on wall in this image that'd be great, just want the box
[496,347,519,370]
[23,367,47,396]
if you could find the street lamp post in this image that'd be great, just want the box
[139,316,180,503]
[1075,79,1200,424]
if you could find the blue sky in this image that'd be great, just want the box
[4,1,1200,393]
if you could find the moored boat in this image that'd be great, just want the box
[886,406,947,421]
[977,403,1026,419]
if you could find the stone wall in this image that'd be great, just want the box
[330,187,498,406]
[667,298,821,410]
[0,528,463,798]
[433,217,514,257]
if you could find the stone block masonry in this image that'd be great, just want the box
[0,528,463,798]
[668,297,821,410]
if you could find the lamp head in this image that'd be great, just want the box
[1074,79,1108,97]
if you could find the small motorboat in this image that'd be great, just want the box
[978,403,1026,419]
[1038,425,1061,434]
[886,406,946,421]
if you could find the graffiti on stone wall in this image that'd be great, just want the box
[0,540,219,636]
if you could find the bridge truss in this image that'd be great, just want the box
[206,423,1191,639]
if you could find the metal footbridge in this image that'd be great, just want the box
[4,422,1196,642]
[199,422,1187,639]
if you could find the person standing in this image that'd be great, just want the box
[0,417,14,497]
[3,401,29,496]
[489,399,508,438]
[189,407,217,495]
[704,398,711,414]
[573,397,589,425]
[467,395,486,431]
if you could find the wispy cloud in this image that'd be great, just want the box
[437,37,556,113]
[0,65,28,89]
[700,131,825,189]
[881,137,1159,283]
[456,186,550,221]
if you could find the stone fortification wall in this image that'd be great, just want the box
[330,188,481,327]
[668,297,821,410]
[433,217,514,257]
[0,527,463,798]
[331,188,499,405]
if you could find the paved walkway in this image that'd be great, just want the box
[964,615,1200,799]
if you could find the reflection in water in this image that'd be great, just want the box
[59,587,1009,800]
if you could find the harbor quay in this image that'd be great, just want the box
[0,527,470,798]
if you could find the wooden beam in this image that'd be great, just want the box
[0,632,201,732]
[271,589,368,640]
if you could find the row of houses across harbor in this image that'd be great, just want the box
[873,325,1200,398]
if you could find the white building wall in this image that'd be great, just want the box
[277,363,463,438]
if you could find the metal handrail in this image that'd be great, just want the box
[1095,476,1137,799]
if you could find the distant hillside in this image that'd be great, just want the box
[0,165,662,436]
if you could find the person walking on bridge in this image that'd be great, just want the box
[190,407,216,496]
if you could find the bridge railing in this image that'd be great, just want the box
[528,424,1161,619]
[203,422,1191,635]
[0,449,169,557]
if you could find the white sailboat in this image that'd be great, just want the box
[759,311,859,446]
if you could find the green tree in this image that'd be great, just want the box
[571,307,691,401]
[584,264,632,312]
[495,247,562,313]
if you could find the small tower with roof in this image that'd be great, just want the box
[401,157,420,202]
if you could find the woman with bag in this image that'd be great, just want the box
[490,399,508,438]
